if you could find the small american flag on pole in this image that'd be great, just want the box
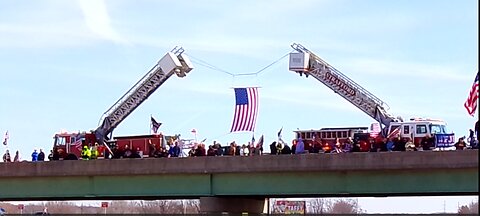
[277,127,283,139]
[464,73,479,117]
[230,87,259,132]
[2,131,8,145]
[151,116,161,134]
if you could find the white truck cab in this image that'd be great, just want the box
[387,117,455,150]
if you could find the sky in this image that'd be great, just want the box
[0,0,478,214]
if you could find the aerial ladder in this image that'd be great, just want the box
[288,43,400,135]
[95,46,194,145]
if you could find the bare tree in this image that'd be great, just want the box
[134,200,200,214]
[325,198,364,214]
[109,200,138,213]
[1,200,204,214]
[458,200,479,214]
[308,198,330,214]
[44,201,78,214]
[184,199,200,213]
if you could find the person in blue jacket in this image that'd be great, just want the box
[31,149,38,161]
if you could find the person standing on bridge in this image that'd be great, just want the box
[333,138,343,153]
[47,150,53,161]
[269,141,277,155]
[91,143,99,160]
[31,149,38,162]
[229,142,237,156]
[295,138,305,154]
[13,150,20,162]
[454,137,466,150]
[475,120,479,143]
[405,138,417,151]
[37,149,45,161]
[467,129,478,149]
[3,149,11,162]
[81,145,91,160]
[168,141,180,157]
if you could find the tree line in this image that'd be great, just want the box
[0,198,478,214]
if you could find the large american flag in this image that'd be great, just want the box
[464,73,479,116]
[230,87,259,132]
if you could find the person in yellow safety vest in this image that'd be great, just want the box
[90,143,99,160]
[81,145,91,160]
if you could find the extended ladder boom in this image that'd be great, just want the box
[289,43,399,131]
[95,47,193,143]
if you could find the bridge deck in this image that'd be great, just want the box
[0,150,477,200]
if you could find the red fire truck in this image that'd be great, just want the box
[113,134,164,157]
[294,127,372,153]
[289,43,455,149]
[51,46,193,160]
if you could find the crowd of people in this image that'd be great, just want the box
[2,127,478,162]
[96,128,478,160]
[2,148,49,162]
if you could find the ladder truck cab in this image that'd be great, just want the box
[52,47,193,160]
[387,117,455,150]
[52,131,97,160]
[289,43,455,150]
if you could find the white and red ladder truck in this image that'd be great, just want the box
[288,43,455,149]
[52,46,194,159]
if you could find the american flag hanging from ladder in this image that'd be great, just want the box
[230,87,259,132]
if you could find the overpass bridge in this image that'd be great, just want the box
[0,150,478,213]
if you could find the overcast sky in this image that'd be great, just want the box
[0,0,478,213]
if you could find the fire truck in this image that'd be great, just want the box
[294,127,371,153]
[52,46,194,159]
[289,43,455,149]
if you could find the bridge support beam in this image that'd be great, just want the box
[200,197,268,214]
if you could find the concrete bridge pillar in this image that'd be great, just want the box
[200,197,268,214]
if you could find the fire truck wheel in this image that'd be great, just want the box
[64,153,78,160]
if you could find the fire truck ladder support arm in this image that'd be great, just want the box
[95,46,194,143]
[289,43,399,134]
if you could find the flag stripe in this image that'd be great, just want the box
[464,73,479,116]
[249,88,259,131]
[246,88,253,131]
[252,88,257,130]
[230,87,259,132]
[247,88,258,131]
